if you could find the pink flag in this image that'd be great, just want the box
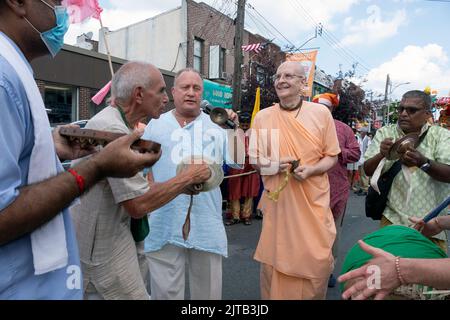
[92,81,111,105]
[63,0,103,23]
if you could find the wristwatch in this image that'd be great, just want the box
[419,159,431,172]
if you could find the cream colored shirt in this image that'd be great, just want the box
[71,106,150,300]
[364,124,450,241]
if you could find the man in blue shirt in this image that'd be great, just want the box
[143,68,242,300]
[0,0,161,299]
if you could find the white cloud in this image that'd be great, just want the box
[64,0,362,48]
[64,8,163,44]
[248,0,361,45]
[341,5,407,46]
[64,0,193,45]
[365,44,450,99]
[108,0,181,11]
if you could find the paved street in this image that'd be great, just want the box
[184,191,449,300]
[222,192,380,300]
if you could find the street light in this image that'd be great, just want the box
[390,81,411,96]
[386,81,411,124]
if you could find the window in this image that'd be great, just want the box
[44,85,77,127]
[220,48,226,77]
[256,66,266,86]
[209,46,226,79]
[193,38,203,73]
[209,45,220,79]
[89,88,107,117]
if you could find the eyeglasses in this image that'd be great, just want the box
[397,106,425,115]
[272,73,305,82]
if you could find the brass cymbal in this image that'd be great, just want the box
[176,156,224,192]
[386,133,420,160]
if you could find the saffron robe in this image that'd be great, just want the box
[250,102,340,281]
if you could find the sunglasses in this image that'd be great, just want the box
[397,106,425,115]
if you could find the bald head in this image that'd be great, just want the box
[274,61,307,106]
[277,61,306,77]
[174,68,203,87]
[111,61,159,103]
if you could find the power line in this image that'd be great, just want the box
[299,1,372,72]
[246,2,312,60]
[288,0,369,71]
[197,0,233,40]
[289,0,372,73]
[287,0,356,67]
[245,8,280,43]
[246,3,297,49]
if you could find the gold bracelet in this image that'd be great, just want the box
[395,257,406,285]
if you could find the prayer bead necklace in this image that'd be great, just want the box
[280,99,303,119]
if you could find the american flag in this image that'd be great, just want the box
[241,43,266,53]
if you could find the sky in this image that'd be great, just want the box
[64,0,450,100]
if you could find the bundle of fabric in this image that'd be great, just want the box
[312,93,340,108]
[436,97,450,129]
[341,225,449,300]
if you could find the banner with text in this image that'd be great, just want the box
[286,50,318,98]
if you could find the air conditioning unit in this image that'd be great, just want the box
[221,72,228,79]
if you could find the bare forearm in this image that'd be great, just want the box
[438,215,450,230]
[0,158,103,245]
[402,258,450,289]
[127,173,193,217]
[364,153,384,176]
[314,156,338,176]
[426,161,450,183]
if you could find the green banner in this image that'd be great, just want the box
[203,79,233,109]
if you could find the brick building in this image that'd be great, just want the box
[31,44,175,126]
[99,0,284,97]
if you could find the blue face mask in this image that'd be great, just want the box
[24,1,69,57]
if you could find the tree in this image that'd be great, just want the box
[387,101,400,124]
[241,45,283,113]
[332,79,367,127]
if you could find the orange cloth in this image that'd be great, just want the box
[260,263,328,300]
[250,103,340,288]
[312,93,340,108]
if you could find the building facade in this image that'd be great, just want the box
[312,67,334,97]
[32,44,175,126]
[98,0,283,91]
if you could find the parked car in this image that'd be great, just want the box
[69,120,89,128]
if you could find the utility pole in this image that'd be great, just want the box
[232,0,246,112]
[368,91,374,132]
[384,74,390,124]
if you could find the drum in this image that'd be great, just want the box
[341,225,450,300]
